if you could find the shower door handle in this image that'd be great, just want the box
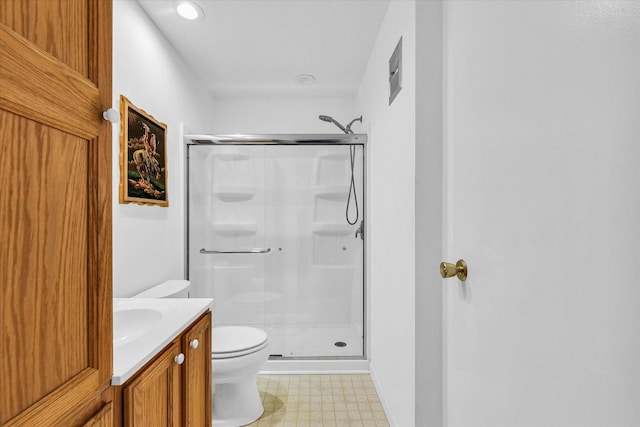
[199,248,271,254]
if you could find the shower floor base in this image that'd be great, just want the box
[262,324,363,358]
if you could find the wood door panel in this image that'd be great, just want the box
[0,0,112,424]
[0,110,90,420]
[82,402,113,427]
[86,0,113,390]
[0,0,88,77]
[0,23,100,140]
[4,369,99,427]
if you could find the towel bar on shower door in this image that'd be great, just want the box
[199,248,272,254]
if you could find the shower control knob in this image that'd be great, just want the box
[174,353,185,365]
[189,339,199,349]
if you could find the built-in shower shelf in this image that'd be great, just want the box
[314,186,349,201]
[212,222,258,237]
[312,223,353,236]
[213,186,256,202]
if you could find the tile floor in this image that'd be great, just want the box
[246,374,390,427]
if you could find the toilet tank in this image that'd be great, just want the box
[133,280,191,298]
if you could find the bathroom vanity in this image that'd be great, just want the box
[111,298,212,426]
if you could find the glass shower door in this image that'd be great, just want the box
[188,145,268,331]
[263,146,364,358]
[188,143,364,358]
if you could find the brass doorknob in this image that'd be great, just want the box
[440,259,468,281]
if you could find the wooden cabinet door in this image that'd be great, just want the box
[124,342,183,427]
[182,311,212,426]
[0,1,112,425]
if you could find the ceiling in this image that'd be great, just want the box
[136,0,390,98]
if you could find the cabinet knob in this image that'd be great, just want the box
[174,353,185,365]
[190,339,199,349]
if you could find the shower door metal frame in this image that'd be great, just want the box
[185,133,366,145]
[185,134,367,360]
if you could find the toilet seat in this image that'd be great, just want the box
[212,326,268,359]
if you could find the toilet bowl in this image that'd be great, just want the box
[132,280,269,427]
[212,326,269,427]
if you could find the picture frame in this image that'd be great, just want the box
[119,95,169,206]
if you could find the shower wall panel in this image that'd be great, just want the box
[188,144,364,358]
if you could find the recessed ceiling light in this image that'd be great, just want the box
[176,1,204,21]
[294,74,316,85]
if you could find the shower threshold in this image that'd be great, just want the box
[258,324,368,373]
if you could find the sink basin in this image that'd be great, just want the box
[113,308,162,348]
[112,297,213,385]
[113,300,176,349]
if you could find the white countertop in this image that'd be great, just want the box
[111,298,214,385]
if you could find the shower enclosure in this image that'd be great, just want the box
[187,134,365,359]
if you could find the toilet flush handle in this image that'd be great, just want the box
[174,353,185,365]
[190,339,199,349]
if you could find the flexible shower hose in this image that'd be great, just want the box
[346,144,359,225]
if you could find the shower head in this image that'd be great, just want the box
[318,115,363,134]
[318,115,348,134]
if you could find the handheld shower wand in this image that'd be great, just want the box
[319,115,349,134]
[318,114,363,227]
[319,115,362,134]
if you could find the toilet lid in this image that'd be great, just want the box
[212,326,268,359]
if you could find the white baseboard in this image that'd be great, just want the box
[261,358,370,374]
[369,362,398,427]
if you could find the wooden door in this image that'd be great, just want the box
[182,311,212,426]
[82,403,114,427]
[124,342,183,427]
[0,0,112,425]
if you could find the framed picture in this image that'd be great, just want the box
[119,95,168,206]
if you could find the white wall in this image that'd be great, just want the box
[444,1,640,426]
[415,1,443,426]
[112,0,217,297]
[355,2,416,426]
[210,97,355,134]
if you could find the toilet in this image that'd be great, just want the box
[133,280,269,427]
